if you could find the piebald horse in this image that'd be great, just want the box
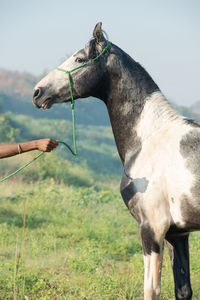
[33,23,199,300]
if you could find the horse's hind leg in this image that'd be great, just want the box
[166,234,193,300]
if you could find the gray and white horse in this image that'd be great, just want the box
[33,23,200,300]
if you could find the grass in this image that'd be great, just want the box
[0,177,200,299]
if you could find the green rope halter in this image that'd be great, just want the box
[0,42,110,183]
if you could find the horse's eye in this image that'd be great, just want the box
[75,57,85,63]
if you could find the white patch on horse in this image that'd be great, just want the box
[136,91,181,141]
[126,91,195,230]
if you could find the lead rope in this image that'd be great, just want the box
[56,71,77,156]
[0,42,111,183]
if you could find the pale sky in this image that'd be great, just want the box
[0,0,200,106]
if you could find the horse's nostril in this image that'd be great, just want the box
[33,88,42,100]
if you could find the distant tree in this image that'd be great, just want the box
[0,112,20,143]
[172,102,199,121]
[0,97,3,113]
[191,101,200,112]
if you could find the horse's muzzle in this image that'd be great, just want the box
[33,87,44,108]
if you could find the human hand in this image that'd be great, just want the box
[36,139,59,152]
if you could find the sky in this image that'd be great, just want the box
[0,0,200,106]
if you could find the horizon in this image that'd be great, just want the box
[1,0,200,107]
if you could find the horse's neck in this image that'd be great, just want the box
[102,47,180,165]
[108,91,180,167]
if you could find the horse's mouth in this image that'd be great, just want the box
[33,97,54,109]
[34,98,54,110]
[41,98,54,110]
[33,95,71,110]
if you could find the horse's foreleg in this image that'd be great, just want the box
[140,225,164,300]
[166,234,192,300]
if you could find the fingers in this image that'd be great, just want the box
[49,139,59,146]
[47,139,59,151]
[37,139,59,152]
[46,145,56,152]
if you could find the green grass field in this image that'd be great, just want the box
[0,164,200,299]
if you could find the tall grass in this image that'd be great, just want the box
[0,178,200,299]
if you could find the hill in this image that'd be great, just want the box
[0,68,36,100]
[171,103,199,120]
[190,100,200,120]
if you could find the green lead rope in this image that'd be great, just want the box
[0,99,77,184]
[58,80,77,157]
[0,42,110,183]
[56,73,77,156]
[0,152,44,183]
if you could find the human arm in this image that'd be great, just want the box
[0,139,59,159]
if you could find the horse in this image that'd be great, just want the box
[32,22,200,300]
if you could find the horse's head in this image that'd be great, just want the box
[33,22,109,109]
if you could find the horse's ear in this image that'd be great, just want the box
[88,39,97,59]
[93,22,103,43]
